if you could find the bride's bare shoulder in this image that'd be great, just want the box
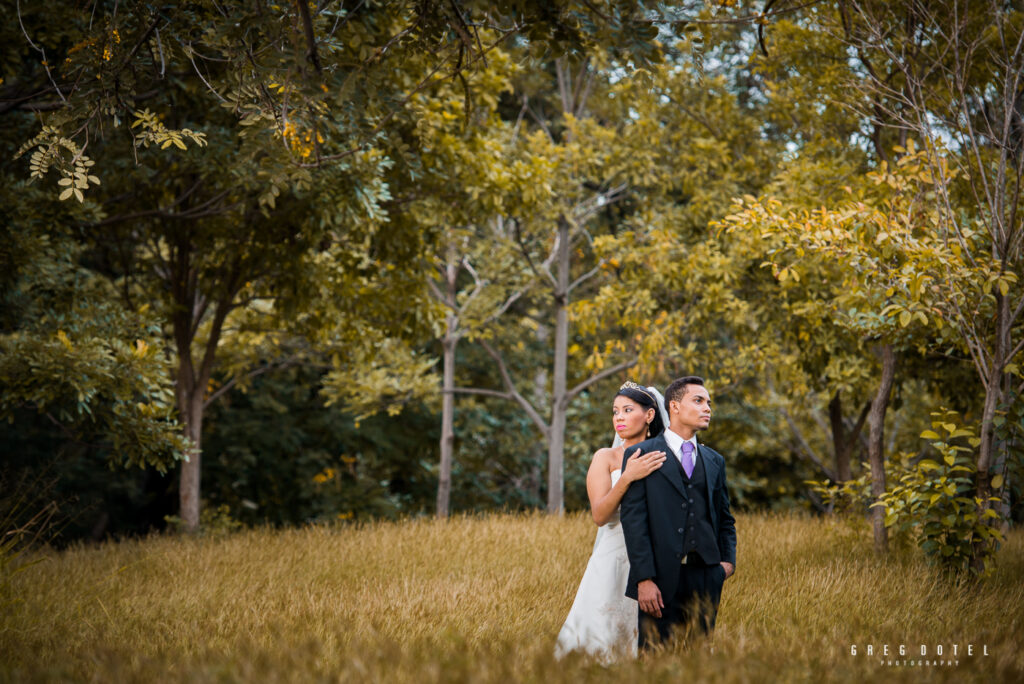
[591,446,623,470]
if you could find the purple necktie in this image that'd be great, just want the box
[682,442,695,478]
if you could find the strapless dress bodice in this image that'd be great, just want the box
[603,469,622,526]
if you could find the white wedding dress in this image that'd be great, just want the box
[554,469,638,663]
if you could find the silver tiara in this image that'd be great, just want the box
[619,381,654,402]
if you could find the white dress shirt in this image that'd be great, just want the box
[663,427,698,465]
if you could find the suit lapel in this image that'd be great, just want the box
[699,444,717,503]
[655,435,687,497]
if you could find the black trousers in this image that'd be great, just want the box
[638,559,726,648]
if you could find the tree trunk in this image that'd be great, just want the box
[973,293,1010,570]
[436,257,458,518]
[177,383,204,532]
[972,360,1004,569]
[546,216,571,514]
[867,343,896,553]
[829,390,870,486]
[436,333,456,518]
[171,268,233,533]
[829,391,852,482]
[977,293,1010,490]
[531,323,550,506]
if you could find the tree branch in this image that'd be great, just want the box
[203,358,298,409]
[445,387,511,400]
[567,259,606,294]
[479,339,549,434]
[565,358,638,404]
[295,0,323,73]
[779,404,836,481]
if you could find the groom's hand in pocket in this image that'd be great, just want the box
[637,579,663,617]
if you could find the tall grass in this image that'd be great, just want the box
[2,513,1022,682]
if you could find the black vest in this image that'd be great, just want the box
[678,448,721,565]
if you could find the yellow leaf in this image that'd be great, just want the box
[991,474,1004,489]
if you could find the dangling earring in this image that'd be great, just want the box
[646,420,652,438]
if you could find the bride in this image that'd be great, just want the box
[555,381,668,662]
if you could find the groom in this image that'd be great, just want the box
[620,376,737,647]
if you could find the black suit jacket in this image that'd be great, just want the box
[619,434,737,601]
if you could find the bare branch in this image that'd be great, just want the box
[204,358,298,409]
[445,387,511,400]
[572,58,594,119]
[425,275,447,305]
[17,0,66,103]
[779,403,836,481]
[524,98,555,142]
[479,339,549,434]
[567,259,606,294]
[507,94,529,146]
[565,358,638,404]
[513,222,557,289]
[295,0,323,73]
[186,46,228,103]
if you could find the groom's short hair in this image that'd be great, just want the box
[665,376,705,405]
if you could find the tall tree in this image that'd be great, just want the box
[834,0,1024,567]
[4,0,729,529]
[4,2,457,530]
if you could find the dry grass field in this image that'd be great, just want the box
[2,512,1022,683]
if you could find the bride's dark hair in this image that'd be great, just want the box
[615,382,665,439]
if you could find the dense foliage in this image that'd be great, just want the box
[2,1,1022,573]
